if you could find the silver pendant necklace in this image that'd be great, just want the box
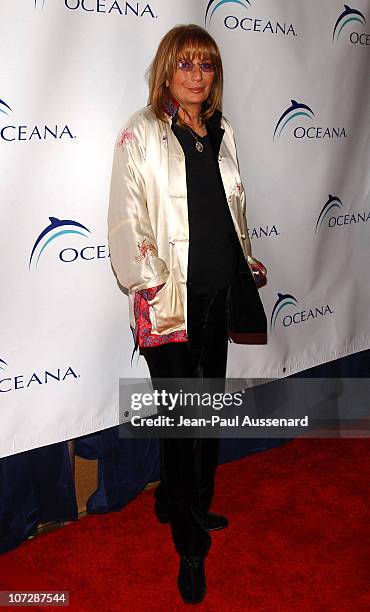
[186,125,206,153]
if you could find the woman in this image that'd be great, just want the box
[108,24,267,604]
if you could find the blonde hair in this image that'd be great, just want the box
[147,24,223,126]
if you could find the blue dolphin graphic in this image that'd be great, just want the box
[270,292,298,329]
[273,100,315,140]
[333,5,366,41]
[205,0,251,25]
[29,216,91,268]
[315,195,343,232]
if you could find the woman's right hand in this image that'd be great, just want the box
[249,258,267,289]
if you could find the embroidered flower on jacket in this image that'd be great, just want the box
[230,181,243,199]
[117,128,135,147]
[232,179,243,194]
[135,238,157,262]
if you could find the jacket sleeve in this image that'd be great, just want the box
[108,119,170,292]
[222,117,256,264]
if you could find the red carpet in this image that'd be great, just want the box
[1,439,370,611]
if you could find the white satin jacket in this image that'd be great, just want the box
[108,104,258,339]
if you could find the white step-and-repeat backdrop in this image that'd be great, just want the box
[1,1,369,456]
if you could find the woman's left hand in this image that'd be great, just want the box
[249,258,267,288]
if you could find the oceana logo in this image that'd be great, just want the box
[205,0,297,37]
[273,100,347,141]
[0,359,79,393]
[0,359,8,372]
[315,194,370,233]
[249,224,280,240]
[0,97,75,142]
[59,1,156,18]
[29,216,109,269]
[270,293,334,330]
[333,5,368,45]
[0,98,11,116]
[205,0,251,25]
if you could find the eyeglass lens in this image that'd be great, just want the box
[178,60,215,73]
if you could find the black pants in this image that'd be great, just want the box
[139,285,229,557]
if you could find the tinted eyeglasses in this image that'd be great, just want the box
[177,60,215,73]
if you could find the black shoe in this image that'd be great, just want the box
[178,554,206,604]
[196,511,229,531]
[155,499,229,531]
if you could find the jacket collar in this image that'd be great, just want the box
[163,96,223,129]
[163,95,180,122]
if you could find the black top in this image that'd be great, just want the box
[171,119,239,293]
